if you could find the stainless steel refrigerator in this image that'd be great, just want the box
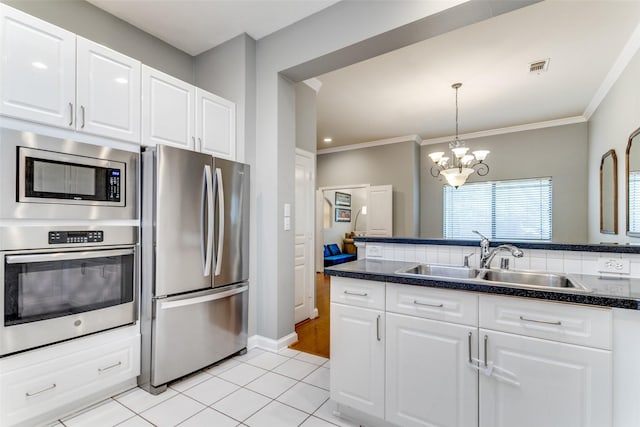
[139,144,249,394]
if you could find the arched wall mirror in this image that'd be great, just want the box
[626,127,640,236]
[600,149,617,234]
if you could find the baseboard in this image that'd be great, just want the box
[311,307,319,319]
[247,332,299,352]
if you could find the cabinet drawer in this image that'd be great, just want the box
[386,283,478,326]
[0,334,140,427]
[331,277,385,310]
[479,295,612,349]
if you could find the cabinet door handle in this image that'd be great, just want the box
[468,332,472,363]
[98,361,122,372]
[344,290,368,297]
[80,105,86,128]
[484,335,488,367]
[376,315,381,341]
[413,299,443,308]
[198,137,202,151]
[25,383,56,397]
[192,136,196,148]
[69,102,73,126]
[519,315,562,326]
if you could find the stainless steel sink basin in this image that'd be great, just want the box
[477,269,589,291]
[396,264,479,279]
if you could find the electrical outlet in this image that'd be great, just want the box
[367,245,383,258]
[597,257,629,274]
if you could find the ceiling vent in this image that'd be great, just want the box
[529,59,550,74]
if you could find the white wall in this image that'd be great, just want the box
[588,47,640,243]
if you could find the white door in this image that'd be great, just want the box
[196,88,236,159]
[367,185,393,237]
[294,149,315,323]
[76,36,141,143]
[330,303,385,419]
[479,329,612,427]
[141,65,195,149]
[386,313,478,427]
[0,4,75,128]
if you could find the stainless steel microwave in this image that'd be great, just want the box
[0,128,138,221]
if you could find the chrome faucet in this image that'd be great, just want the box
[472,230,524,269]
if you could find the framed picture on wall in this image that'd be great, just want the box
[335,208,351,222]
[335,192,351,207]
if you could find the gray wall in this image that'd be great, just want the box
[2,0,194,83]
[295,83,317,153]
[317,140,420,237]
[588,47,640,243]
[420,123,589,243]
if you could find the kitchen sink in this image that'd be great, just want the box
[396,264,479,279]
[477,269,589,292]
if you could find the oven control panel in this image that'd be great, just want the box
[48,231,104,244]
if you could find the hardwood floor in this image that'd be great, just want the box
[289,273,330,358]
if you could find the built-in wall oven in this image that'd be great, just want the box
[0,129,139,357]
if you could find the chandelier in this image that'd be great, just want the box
[428,83,490,188]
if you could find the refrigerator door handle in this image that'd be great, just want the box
[159,285,248,309]
[201,165,214,277]
[214,167,225,276]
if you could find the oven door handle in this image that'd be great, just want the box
[5,248,134,264]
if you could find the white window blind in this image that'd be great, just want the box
[443,177,552,241]
[629,171,640,232]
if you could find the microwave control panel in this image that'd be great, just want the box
[48,231,104,244]
[107,168,121,202]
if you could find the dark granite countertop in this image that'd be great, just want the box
[325,259,640,310]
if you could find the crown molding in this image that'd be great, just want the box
[420,116,587,146]
[317,134,422,155]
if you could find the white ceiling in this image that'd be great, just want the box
[315,0,640,149]
[87,0,340,56]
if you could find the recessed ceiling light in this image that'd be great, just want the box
[115,77,128,84]
[323,137,333,143]
[31,61,47,70]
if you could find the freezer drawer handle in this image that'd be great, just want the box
[6,248,134,264]
[160,285,248,310]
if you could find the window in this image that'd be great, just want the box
[443,177,552,241]
[629,171,640,232]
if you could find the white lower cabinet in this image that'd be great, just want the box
[330,302,385,419]
[0,329,140,427]
[330,279,614,427]
[478,328,611,427]
[386,312,478,427]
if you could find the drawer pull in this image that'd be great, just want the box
[413,299,444,308]
[467,332,472,363]
[25,383,56,397]
[98,361,122,372]
[344,290,368,297]
[519,315,562,326]
[376,315,381,341]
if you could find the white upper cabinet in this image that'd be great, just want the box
[196,88,236,160]
[141,65,195,149]
[76,37,140,143]
[0,5,141,143]
[0,4,76,128]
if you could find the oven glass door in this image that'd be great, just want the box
[4,248,134,326]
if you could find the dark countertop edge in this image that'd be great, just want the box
[324,268,640,310]
[354,237,640,254]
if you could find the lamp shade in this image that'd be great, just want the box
[441,167,474,188]
[472,150,490,162]
[361,205,367,215]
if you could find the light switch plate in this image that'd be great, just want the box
[284,203,291,217]
[597,257,629,274]
[284,216,291,231]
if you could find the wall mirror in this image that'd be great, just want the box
[626,127,640,236]
[600,149,617,234]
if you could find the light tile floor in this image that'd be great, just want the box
[53,348,359,427]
